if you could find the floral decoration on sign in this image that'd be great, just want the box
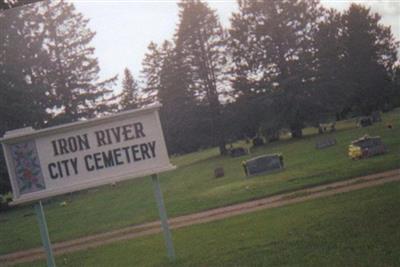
[10,141,45,195]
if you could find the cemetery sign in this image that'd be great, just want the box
[1,104,175,205]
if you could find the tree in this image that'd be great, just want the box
[0,6,51,193]
[313,8,348,121]
[160,41,212,154]
[175,0,229,154]
[391,65,400,108]
[341,4,398,115]
[0,0,41,10]
[120,68,140,110]
[0,5,53,131]
[0,0,119,193]
[40,0,116,125]
[229,0,323,138]
[141,40,205,154]
[141,42,163,105]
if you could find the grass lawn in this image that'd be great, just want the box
[17,181,400,267]
[1,109,400,255]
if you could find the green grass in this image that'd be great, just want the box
[1,109,400,255]
[17,181,400,267]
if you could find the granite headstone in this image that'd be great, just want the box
[243,154,283,176]
[357,116,373,127]
[214,167,225,178]
[315,137,337,149]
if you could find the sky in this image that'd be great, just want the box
[71,0,400,92]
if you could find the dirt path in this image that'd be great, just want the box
[1,169,399,266]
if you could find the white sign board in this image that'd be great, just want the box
[1,104,175,204]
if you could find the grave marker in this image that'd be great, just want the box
[243,154,283,176]
[315,137,337,149]
[214,167,225,178]
[357,116,373,127]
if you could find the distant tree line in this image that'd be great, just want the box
[0,0,399,193]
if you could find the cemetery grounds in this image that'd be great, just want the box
[1,108,400,266]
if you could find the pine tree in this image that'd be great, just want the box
[141,40,203,154]
[120,68,140,111]
[175,0,228,154]
[40,0,116,125]
[0,6,50,131]
[392,66,400,108]
[0,6,50,193]
[141,42,163,105]
[229,0,323,138]
[159,41,207,154]
[341,4,398,115]
[313,8,348,120]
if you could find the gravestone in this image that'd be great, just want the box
[315,137,337,149]
[243,154,283,176]
[230,147,248,158]
[214,167,225,178]
[357,116,373,127]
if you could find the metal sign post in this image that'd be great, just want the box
[34,201,56,267]
[151,174,176,261]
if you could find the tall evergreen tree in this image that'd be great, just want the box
[141,40,204,154]
[141,42,163,105]
[0,1,118,192]
[120,68,140,110]
[0,6,50,132]
[175,0,228,155]
[40,0,116,125]
[313,8,348,120]
[159,41,209,154]
[341,4,398,115]
[0,6,50,193]
[392,66,400,108]
[230,0,323,138]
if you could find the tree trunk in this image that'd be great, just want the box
[196,29,227,156]
[218,139,227,155]
[213,105,227,156]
